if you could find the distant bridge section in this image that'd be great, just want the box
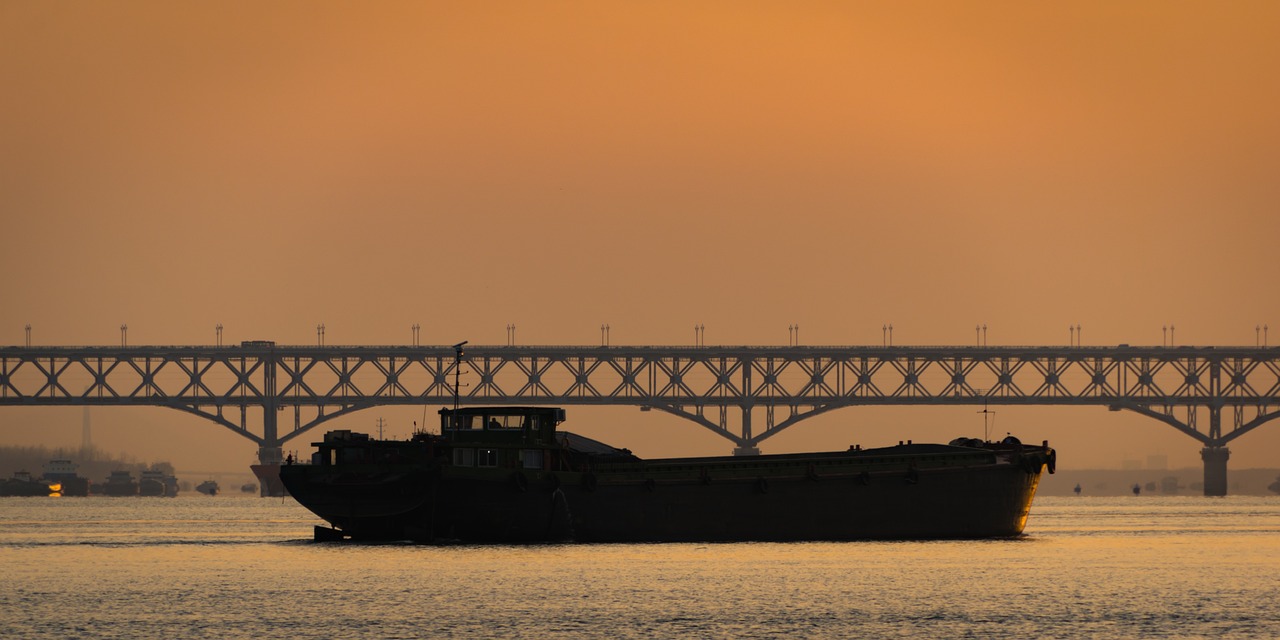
[2,342,1277,495]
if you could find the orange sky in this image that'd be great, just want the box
[1,2,1278,475]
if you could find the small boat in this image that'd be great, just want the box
[196,480,219,496]
[283,406,1055,543]
[240,483,257,493]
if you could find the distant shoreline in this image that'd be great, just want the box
[1040,467,1280,496]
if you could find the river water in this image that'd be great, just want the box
[2,495,1277,639]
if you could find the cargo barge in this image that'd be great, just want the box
[281,406,1055,543]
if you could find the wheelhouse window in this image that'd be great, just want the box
[485,415,526,430]
[451,415,481,430]
[477,449,498,467]
[521,450,543,470]
[453,448,475,467]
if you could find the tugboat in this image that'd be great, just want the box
[282,406,1056,543]
[196,480,219,496]
[99,470,138,496]
[0,471,53,497]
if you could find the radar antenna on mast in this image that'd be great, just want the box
[977,397,996,442]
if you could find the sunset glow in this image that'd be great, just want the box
[1,1,1277,472]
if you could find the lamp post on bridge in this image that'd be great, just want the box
[24,324,30,347]
[120,324,127,347]
[600,324,610,347]
[216,323,223,347]
[412,323,421,347]
[316,323,325,347]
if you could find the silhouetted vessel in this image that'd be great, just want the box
[1,471,53,497]
[282,406,1056,543]
[42,459,89,497]
[99,471,138,497]
[196,480,219,496]
[139,470,178,497]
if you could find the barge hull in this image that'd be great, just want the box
[285,456,1044,543]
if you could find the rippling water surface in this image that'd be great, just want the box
[2,495,1278,639]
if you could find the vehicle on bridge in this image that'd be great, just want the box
[282,406,1056,543]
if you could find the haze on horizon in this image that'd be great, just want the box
[1,2,1277,476]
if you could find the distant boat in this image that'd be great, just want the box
[42,459,89,497]
[1132,483,1141,496]
[99,470,138,497]
[196,480,219,496]
[139,470,167,497]
[1073,483,1081,496]
[0,471,53,497]
[164,475,180,497]
[1268,476,1280,495]
[240,483,257,494]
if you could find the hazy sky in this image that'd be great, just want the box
[2,2,1278,475]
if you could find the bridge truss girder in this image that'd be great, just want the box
[2,344,1278,455]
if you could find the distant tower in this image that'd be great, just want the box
[81,405,93,460]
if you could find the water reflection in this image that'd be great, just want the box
[1,496,1277,638]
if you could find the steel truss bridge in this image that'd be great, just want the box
[2,342,1278,495]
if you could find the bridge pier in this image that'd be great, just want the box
[253,445,287,497]
[1200,446,1230,497]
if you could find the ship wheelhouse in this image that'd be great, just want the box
[306,407,570,471]
[439,406,565,471]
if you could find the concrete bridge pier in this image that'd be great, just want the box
[1200,446,1230,496]
[253,444,286,497]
